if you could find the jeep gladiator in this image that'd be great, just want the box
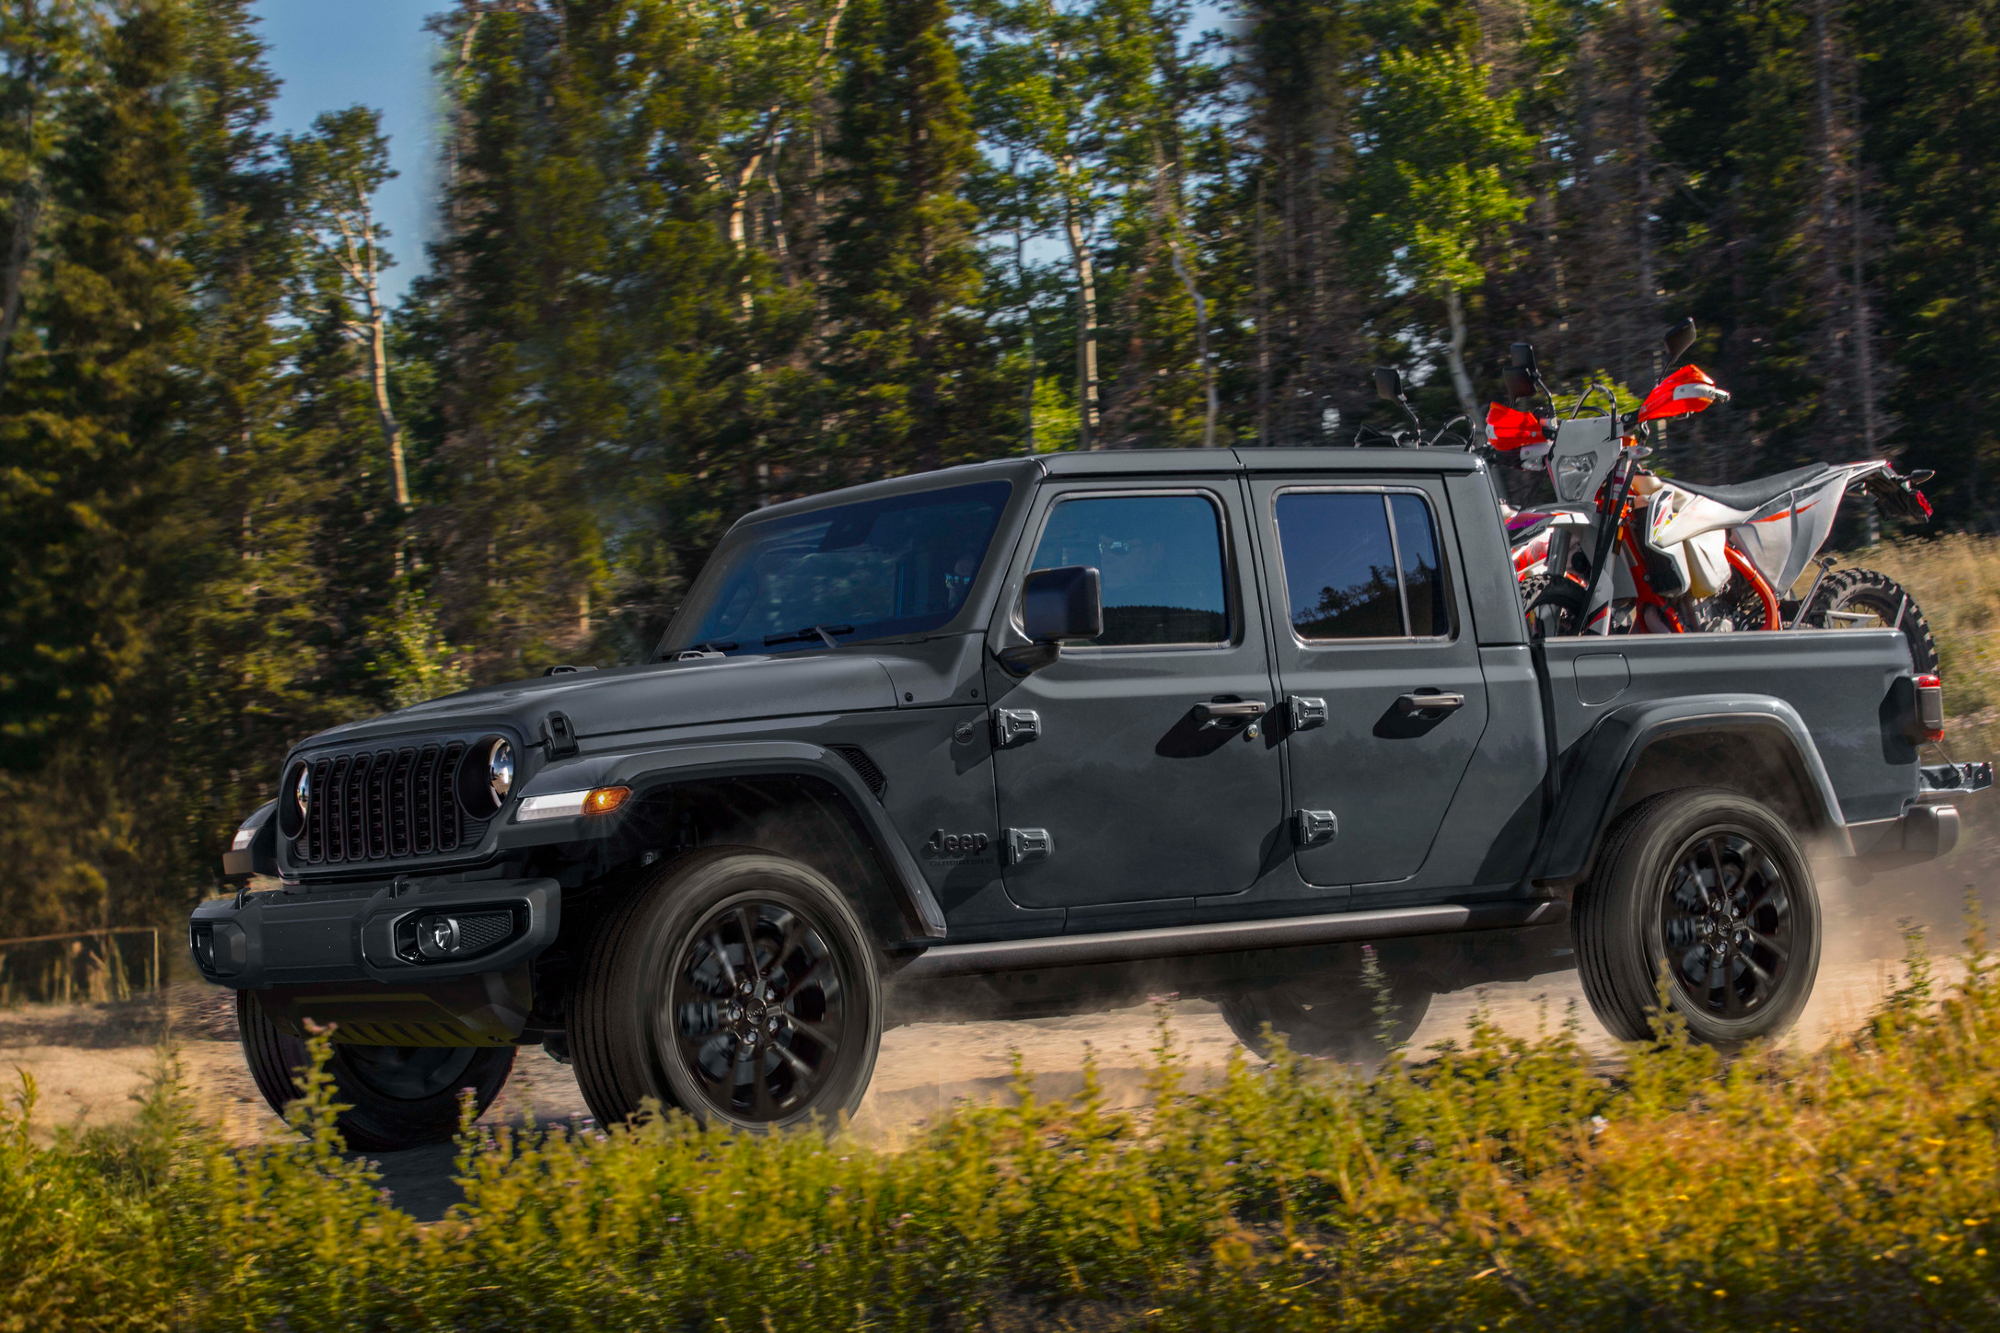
[192,448,1990,1146]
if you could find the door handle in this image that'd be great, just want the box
[1194,700,1267,724]
[1396,691,1466,716]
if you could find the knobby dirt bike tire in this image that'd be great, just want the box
[1798,567,1940,675]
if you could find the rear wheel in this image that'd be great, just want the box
[570,848,882,1131]
[236,991,515,1150]
[1800,567,1940,674]
[1574,788,1820,1049]
[1220,975,1432,1066]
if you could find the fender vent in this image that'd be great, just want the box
[829,745,887,798]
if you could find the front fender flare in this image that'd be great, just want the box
[1532,694,1848,885]
[498,740,946,941]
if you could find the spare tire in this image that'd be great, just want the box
[236,991,515,1151]
[1219,974,1432,1067]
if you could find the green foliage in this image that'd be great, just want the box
[11,947,2000,1327]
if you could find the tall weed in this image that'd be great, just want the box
[8,943,2000,1330]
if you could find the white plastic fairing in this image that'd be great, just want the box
[1685,530,1731,599]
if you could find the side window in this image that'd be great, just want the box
[1274,490,1453,641]
[1029,493,1229,646]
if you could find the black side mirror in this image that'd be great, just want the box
[1664,317,1696,364]
[1002,565,1102,675]
[1502,365,1535,402]
[1510,341,1539,374]
[1372,367,1404,402]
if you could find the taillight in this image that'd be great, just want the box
[1915,673,1945,743]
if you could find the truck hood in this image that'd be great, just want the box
[296,652,901,754]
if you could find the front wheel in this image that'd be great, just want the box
[1574,788,1821,1049]
[1799,567,1940,674]
[569,848,883,1131]
[236,992,515,1150]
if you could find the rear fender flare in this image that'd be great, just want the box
[497,740,946,941]
[1533,695,1848,885]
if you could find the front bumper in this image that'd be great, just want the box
[189,875,558,992]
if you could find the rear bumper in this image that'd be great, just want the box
[1848,762,1991,867]
[188,875,559,992]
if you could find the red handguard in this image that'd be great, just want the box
[1638,365,1730,422]
[1485,402,1549,452]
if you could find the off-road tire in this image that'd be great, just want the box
[1800,567,1940,674]
[569,847,882,1131]
[1219,975,1433,1066]
[1574,787,1821,1049]
[236,991,515,1151]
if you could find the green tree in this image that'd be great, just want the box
[1354,31,1533,427]
[1853,0,2000,525]
[820,0,998,473]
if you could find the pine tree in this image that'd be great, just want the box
[1852,0,2000,526]
[821,0,998,474]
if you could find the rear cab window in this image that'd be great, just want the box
[1272,490,1453,642]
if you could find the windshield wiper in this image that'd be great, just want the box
[762,623,856,650]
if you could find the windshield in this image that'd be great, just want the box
[661,480,1014,657]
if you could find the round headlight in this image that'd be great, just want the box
[487,739,514,803]
[279,762,309,839]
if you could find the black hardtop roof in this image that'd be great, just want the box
[740,445,1483,525]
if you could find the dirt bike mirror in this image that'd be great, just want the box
[1372,367,1404,402]
[1503,365,1536,402]
[1663,316,1697,364]
[1509,341,1539,374]
[1638,365,1731,424]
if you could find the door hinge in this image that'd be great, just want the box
[1288,696,1327,732]
[1295,809,1338,845]
[993,708,1042,747]
[1005,827,1054,864]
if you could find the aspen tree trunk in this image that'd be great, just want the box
[1155,150,1217,448]
[1058,158,1100,449]
[340,213,411,513]
[1442,285,1480,429]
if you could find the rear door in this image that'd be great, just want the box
[1250,477,1491,888]
[985,478,1285,911]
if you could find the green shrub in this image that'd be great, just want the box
[7,925,2000,1331]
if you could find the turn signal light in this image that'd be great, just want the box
[582,785,630,815]
[1916,674,1946,743]
[516,785,632,821]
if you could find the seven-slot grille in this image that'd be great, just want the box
[297,742,487,865]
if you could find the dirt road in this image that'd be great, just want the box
[2,853,1987,1217]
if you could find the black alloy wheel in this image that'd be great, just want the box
[666,898,852,1122]
[1657,829,1799,1022]
[1575,787,1821,1048]
[570,848,882,1132]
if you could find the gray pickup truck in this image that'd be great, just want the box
[193,447,1989,1148]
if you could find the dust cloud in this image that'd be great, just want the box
[0,838,1990,1168]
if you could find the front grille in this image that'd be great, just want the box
[297,742,488,865]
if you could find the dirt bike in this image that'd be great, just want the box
[1484,320,1940,673]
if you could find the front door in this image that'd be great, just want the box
[1250,478,1490,888]
[985,480,1286,910]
